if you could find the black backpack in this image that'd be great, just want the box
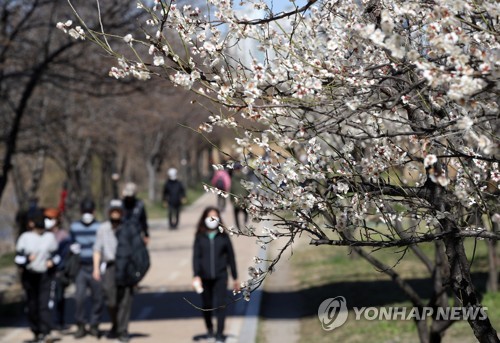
[116,222,150,286]
[215,177,225,191]
[61,252,80,287]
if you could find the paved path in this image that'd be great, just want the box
[0,193,263,343]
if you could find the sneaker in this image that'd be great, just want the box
[37,334,54,343]
[107,328,118,339]
[27,333,39,343]
[118,333,130,342]
[215,334,225,343]
[74,324,86,339]
[55,323,70,332]
[88,325,99,337]
[206,329,214,341]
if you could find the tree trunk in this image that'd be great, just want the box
[486,218,499,292]
[442,224,499,342]
[429,240,453,342]
[416,319,430,343]
[28,149,46,199]
[486,240,498,292]
[0,107,24,206]
[425,177,499,342]
[146,132,164,202]
[0,42,75,205]
[146,160,156,202]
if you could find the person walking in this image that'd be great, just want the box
[44,208,71,331]
[229,164,249,230]
[162,168,186,229]
[70,199,103,339]
[192,207,239,343]
[121,182,150,245]
[15,208,58,343]
[211,168,231,212]
[93,199,133,342]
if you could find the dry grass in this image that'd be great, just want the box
[291,238,499,343]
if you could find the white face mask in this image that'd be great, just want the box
[44,218,57,230]
[82,213,94,224]
[205,216,220,230]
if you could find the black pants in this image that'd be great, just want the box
[233,206,248,229]
[22,271,53,336]
[102,264,134,336]
[52,272,67,327]
[217,195,227,212]
[168,205,181,229]
[201,277,228,336]
[74,264,103,326]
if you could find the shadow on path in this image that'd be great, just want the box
[260,272,489,319]
[0,290,245,329]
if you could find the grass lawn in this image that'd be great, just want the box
[0,252,15,270]
[292,238,500,343]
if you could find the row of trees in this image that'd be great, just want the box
[0,0,218,226]
[64,0,499,342]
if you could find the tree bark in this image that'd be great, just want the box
[427,177,499,342]
[442,222,499,342]
[0,42,75,205]
[486,239,498,292]
[485,217,499,292]
[429,240,453,343]
[146,131,163,202]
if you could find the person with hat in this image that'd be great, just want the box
[162,168,186,229]
[15,208,58,343]
[121,182,149,245]
[229,164,249,230]
[69,198,103,339]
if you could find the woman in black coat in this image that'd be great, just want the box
[192,206,239,343]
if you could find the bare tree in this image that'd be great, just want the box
[64,0,499,341]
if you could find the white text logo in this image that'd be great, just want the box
[317,296,349,331]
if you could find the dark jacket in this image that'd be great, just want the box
[114,222,135,286]
[193,232,237,280]
[162,180,185,207]
[122,198,149,238]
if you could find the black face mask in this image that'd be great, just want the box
[123,196,135,207]
[110,219,121,226]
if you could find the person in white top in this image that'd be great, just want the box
[15,208,58,343]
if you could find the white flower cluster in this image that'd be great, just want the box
[56,20,85,40]
[62,0,499,292]
[109,58,150,81]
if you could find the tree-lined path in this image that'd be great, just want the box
[0,193,262,343]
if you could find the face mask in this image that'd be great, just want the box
[205,216,220,230]
[82,213,94,224]
[110,218,121,226]
[124,197,135,207]
[44,218,57,230]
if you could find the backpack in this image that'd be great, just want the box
[215,177,225,191]
[116,223,150,286]
[60,252,80,287]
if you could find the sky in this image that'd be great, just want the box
[264,0,309,13]
[228,0,310,67]
[235,0,309,15]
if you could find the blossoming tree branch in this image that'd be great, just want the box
[60,0,498,341]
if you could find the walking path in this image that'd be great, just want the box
[0,193,269,343]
